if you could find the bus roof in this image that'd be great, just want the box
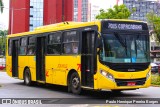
[7,19,146,38]
[8,21,98,38]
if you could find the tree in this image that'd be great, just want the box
[0,30,7,55]
[0,0,3,13]
[147,12,160,42]
[96,4,132,19]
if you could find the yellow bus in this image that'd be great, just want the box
[6,19,151,94]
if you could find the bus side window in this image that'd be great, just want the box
[27,36,35,55]
[8,39,12,56]
[19,37,27,55]
[63,30,79,54]
[72,42,78,54]
[47,32,61,54]
[64,43,72,54]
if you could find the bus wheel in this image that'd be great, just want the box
[112,90,122,94]
[70,72,81,94]
[24,68,32,86]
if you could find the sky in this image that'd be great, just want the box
[92,0,117,9]
[0,0,118,30]
[0,0,9,30]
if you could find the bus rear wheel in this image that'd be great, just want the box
[69,72,81,94]
[24,68,32,86]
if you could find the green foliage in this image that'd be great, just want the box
[0,0,3,13]
[0,30,7,54]
[147,12,160,42]
[96,4,132,19]
[0,30,7,36]
[151,74,160,86]
[132,7,136,13]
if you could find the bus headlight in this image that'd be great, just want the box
[146,70,151,80]
[100,69,115,82]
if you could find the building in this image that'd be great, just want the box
[123,0,160,22]
[73,0,89,22]
[150,32,160,62]
[9,0,89,34]
[90,4,100,21]
[88,0,123,21]
[9,0,73,34]
[9,0,30,34]
[123,0,160,62]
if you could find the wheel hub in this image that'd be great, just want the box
[25,73,30,84]
[72,77,79,89]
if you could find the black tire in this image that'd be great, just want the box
[112,90,122,94]
[69,72,81,94]
[24,68,32,86]
[68,79,72,93]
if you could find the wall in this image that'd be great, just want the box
[43,0,73,25]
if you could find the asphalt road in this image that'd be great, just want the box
[0,72,160,107]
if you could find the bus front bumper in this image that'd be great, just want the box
[97,73,151,91]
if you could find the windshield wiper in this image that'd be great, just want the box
[114,32,127,55]
[114,32,126,47]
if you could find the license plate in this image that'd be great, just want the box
[127,82,136,86]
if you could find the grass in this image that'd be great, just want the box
[151,74,160,86]
[0,55,5,58]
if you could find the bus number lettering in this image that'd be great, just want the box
[77,64,81,71]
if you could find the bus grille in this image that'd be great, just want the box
[112,65,148,72]
[115,78,146,86]
[102,62,150,72]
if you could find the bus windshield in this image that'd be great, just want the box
[100,33,150,63]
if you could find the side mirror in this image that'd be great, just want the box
[96,37,102,48]
[94,31,102,48]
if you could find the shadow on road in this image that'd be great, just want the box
[14,82,146,99]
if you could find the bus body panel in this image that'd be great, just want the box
[97,60,151,90]
[6,56,12,77]
[59,55,81,86]
[28,56,36,81]
[18,56,28,79]
[93,70,98,89]
[45,56,59,84]
[6,20,151,92]
[45,55,81,86]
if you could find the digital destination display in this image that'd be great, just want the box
[108,23,143,30]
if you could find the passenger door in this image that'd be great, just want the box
[36,37,46,81]
[81,29,97,88]
[12,40,19,77]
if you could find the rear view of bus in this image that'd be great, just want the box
[97,20,151,91]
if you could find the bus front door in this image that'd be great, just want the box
[81,31,97,88]
[36,37,46,81]
[12,40,19,77]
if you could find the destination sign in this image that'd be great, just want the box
[108,23,143,30]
